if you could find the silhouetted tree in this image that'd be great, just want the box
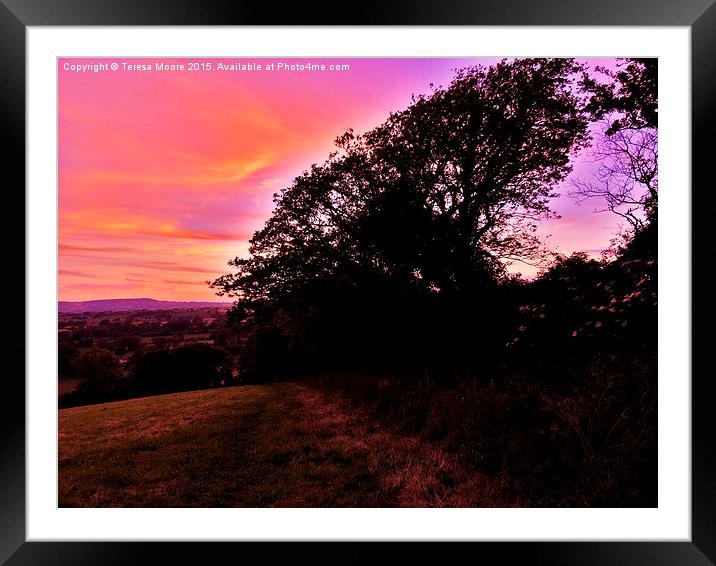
[132,344,231,395]
[214,59,589,319]
[582,58,657,133]
[58,343,79,376]
[131,348,174,394]
[73,347,124,397]
[173,343,231,388]
[115,335,142,355]
[573,59,658,234]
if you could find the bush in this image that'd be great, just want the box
[313,350,656,507]
[115,335,142,355]
[131,343,232,395]
[72,347,125,398]
[58,348,130,407]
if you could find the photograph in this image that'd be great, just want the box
[57,56,658,508]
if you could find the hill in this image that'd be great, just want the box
[58,382,496,507]
[58,298,231,313]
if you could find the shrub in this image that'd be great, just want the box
[72,347,125,398]
[312,350,656,507]
[131,343,232,395]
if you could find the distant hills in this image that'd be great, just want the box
[58,298,231,314]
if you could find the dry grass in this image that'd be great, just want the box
[59,382,505,507]
[313,358,657,507]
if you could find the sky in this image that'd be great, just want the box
[59,57,624,302]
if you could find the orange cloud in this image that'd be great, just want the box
[58,269,100,279]
[59,57,624,300]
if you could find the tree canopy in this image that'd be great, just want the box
[574,58,658,233]
[213,58,590,316]
[582,58,657,134]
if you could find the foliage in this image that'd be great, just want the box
[505,245,657,377]
[58,309,236,408]
[114,335,142,355]
[57,59,659,506]
[213,58,591,378]
[72,347,126,399]
[316,350,656,507]
[573,58,658,233]
[131,343,232,396]
[582,58,657,133]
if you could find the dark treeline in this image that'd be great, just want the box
[59,343,233,409]
[210,58,658,506]
[58,308,237,408]
[211,58,656,381]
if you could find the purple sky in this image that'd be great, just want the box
[59,57,625,300]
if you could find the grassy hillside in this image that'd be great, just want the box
[59,382,503,507]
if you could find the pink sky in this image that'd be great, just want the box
[59,57,623,301]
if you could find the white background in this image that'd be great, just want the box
[27,26,691,541]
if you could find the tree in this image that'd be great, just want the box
[213,58,589,310]
[73,347,124,397]
[131,348,174,394]
[58,343,79,376]
[582,58,657,133]
[172,343,231,388]
[572,59,658,234]
[131,344,231,395]
[115,335,142,355]
[211,59,592,375]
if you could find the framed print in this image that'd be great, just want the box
[2,0,712,564]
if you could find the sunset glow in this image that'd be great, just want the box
[59,57,621,301]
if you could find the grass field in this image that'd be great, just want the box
[59,382,504,507]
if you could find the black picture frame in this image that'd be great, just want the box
[1,1,711,564]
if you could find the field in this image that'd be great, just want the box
[59,382,502,507]
[58,306,235,404]
[59,306,228,359]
